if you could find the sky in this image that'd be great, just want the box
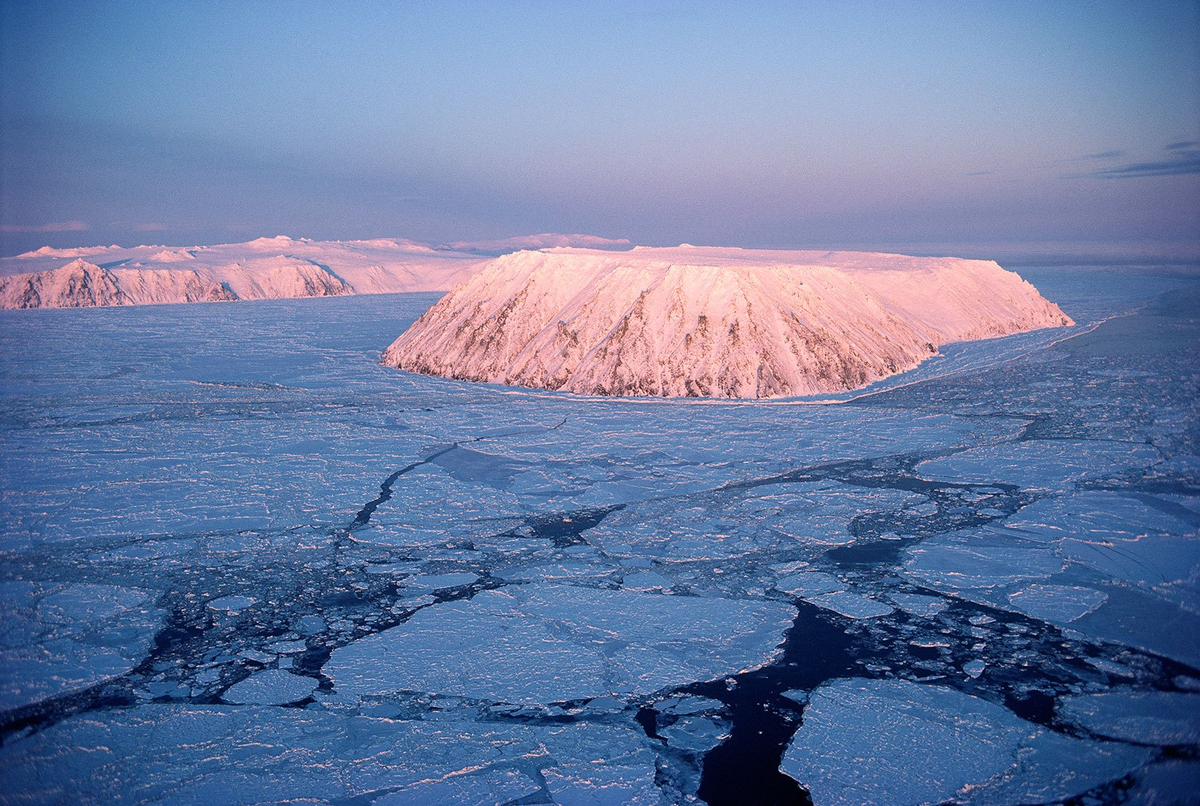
[1,0,1198,259]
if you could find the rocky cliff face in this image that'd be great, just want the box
[381,246,1074,399]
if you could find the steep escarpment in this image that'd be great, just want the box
[381,246,1074,399]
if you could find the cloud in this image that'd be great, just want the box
[447,233,633,253]
[1076,143,1200,179]
[0,220,89,233]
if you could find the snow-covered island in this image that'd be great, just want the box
[0,234,630,309]
[382,246,1074,398]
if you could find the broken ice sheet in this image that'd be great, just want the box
[781,678,1151,806]
[544,763,661,805]
[903,528,1064,591]
[221,669,317,705]
[885,592,948,618]
[0,704,658,805]
[0,581,163,711]
[399,571,479,591]
[804,590,894,619]
[206,594,256,612]
[325,583,794,704]
[775,570,844,597]
[1006,583,1107,623]
[586,480,920,563]
[915,439,1160,490]
[1003,491,1198,543]
[1058,688,1200,746]
[375,768,542,805]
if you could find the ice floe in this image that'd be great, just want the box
[916,440,1160,490]
[326,583,794,704]
[1058,688,1200,746]
[220,669,317,705]
[0,581,162,711]
[0,705,659,804]
[781,678,1151,805]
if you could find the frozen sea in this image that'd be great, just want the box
[0,266,1198,805]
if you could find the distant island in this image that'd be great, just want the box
[0,234,630,309]
[382,246,1074,399]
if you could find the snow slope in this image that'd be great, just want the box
[0,235,485,309]
[381,246,1074,398]
[0,260,238,308]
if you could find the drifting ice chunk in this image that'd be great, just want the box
[325,584,794,704]
[806,591,895,619]
[400,572,480,590]
[1006,584,1107,624]
[904,529,1063,590]
[221,670,317,705]
[781,678,1150,806]
[775,571,844,597]
[207,595,256,612]
[886,592,949,618]
[1058,689,1200,746]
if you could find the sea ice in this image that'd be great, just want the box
[207,594,256,612]
[0,704,658,804]
[903,528,1064,590]
[375,768,542,805]
[325,583,794,704]
[399,571,480,590]
[916,440,1159,490]
[805,590,895,619]
[543,763,662,804]
[1123,759,1200,805]
[1006,583,1108,623]
[781,678,1150,806]
[775,570,845,597]
[885,592,948,617]
[220,669,317,705]
[1058,688,1200,745]
[0,581,162,711]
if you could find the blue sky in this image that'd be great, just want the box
[1,0,1198,257]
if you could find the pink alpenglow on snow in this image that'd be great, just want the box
[0,235,487,309]
[381,246,1074,399]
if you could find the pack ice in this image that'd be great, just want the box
[382,246,1073,398]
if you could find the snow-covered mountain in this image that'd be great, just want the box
[0,236,486,309]
[0,259,238,308]
[382,246,1074,398]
